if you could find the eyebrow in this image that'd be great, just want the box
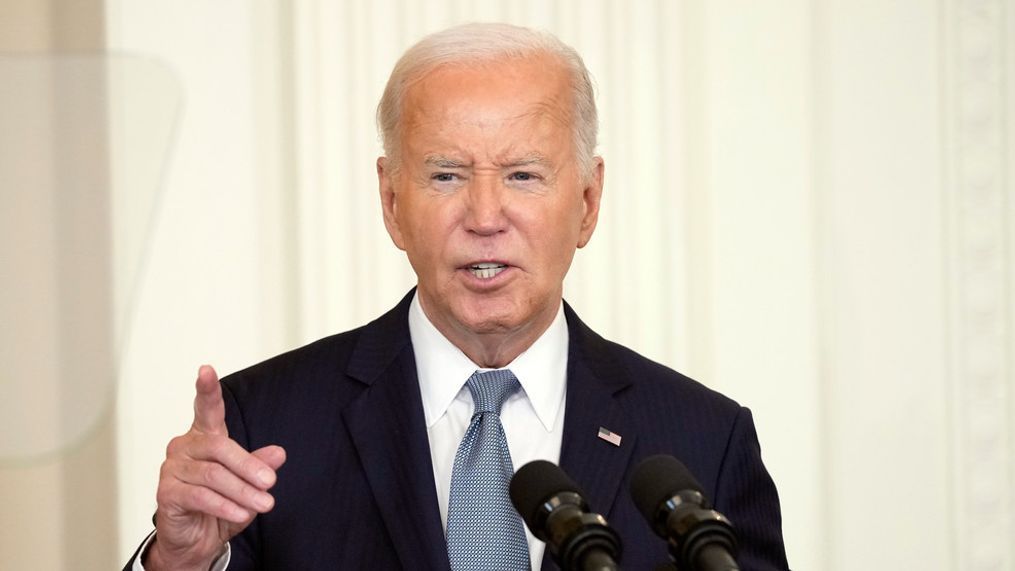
[422,153,553,169]
[423,155,469,169]
[500,153,552,168]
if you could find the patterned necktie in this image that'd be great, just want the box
[446,369,531,570]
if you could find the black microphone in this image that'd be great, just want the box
[630,455,739,571]
[510,460,622,571]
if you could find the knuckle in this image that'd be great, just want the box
[158,459,174,481]
[155,484,173,507]
[195,487,234,518]
[238,455,262,477]
[166,432,197,457]
[191,485,215,509]
[214,496,237,519]
[165,436,182,456]
[202,463,225,486]
[205,435,228,457]
[239,481,259,502]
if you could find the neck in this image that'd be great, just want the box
[419,297,560,369]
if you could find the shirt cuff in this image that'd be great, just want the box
[131,531,231,571]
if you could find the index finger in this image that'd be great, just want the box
[191,364,227,436]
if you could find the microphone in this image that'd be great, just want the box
[510,460,622,571]
[630,455,739,571]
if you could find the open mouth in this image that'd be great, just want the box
[467,262,508,279]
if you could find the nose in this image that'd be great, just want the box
[463,175,509,236]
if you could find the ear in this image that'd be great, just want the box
[377,157,406,250]
[576,157,604,248]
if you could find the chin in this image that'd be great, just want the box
[453,298,525,335]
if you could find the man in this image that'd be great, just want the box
[127,23,788,570]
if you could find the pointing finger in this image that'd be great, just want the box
[191,364,227,436]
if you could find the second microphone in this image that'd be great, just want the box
[510,460,623,571]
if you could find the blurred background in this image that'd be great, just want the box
[1,0,1012,569]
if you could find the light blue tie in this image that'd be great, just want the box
[446,369,531,570]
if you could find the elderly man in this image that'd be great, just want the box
[126,23,787,570]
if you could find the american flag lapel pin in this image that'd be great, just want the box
[597,426,622,447]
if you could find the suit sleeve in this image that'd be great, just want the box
[220,379,259,569]
[713,407,789,570]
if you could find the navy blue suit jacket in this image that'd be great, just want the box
[129,291,788,570]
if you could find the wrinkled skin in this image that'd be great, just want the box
[378,53,603,367]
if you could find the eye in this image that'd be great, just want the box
[509,171,537,182]
[431,172,457,182]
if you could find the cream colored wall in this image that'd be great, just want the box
[0,1,119,569]
[106,0,301,562]
[2,0,1007,569]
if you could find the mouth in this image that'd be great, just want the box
[466,262,509,279]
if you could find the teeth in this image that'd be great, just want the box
[468,263,507,279]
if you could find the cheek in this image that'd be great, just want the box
[536,202,584,245]
[549,206,586,265]
[402,206,456,264]
[526,218,581,273]
[396,197,430,239]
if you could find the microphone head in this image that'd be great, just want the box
[629,454,705,524]
[510,460,585,532]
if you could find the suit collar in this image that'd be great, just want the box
[341,289,451,570]
[409,292,569,433]
[561,301,633,394]
[545,302,637,570]
[345,289,415,386]
[343,292,636,571]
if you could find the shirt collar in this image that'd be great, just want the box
[408,292,568,432]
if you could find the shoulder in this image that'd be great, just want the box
[219,291,415,417]
[564,303,750,481]
[222,327,364,395]
[599,336,744,440]
[217,327,371,438]
[564,302,741,421]
[634,345,739,419]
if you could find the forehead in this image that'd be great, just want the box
[399,55,575,156]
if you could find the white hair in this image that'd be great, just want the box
[376,22,598,178]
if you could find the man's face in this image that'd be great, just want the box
[378,54,603,353]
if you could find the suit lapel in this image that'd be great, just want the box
[543,303,636,570]
[341,294,633,571]
[341,291,451,571]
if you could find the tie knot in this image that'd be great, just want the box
[466,369,520,415]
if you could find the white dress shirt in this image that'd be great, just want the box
[410,293,568,569]
[135,292,568,570]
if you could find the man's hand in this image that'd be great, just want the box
[146,365,286,571]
